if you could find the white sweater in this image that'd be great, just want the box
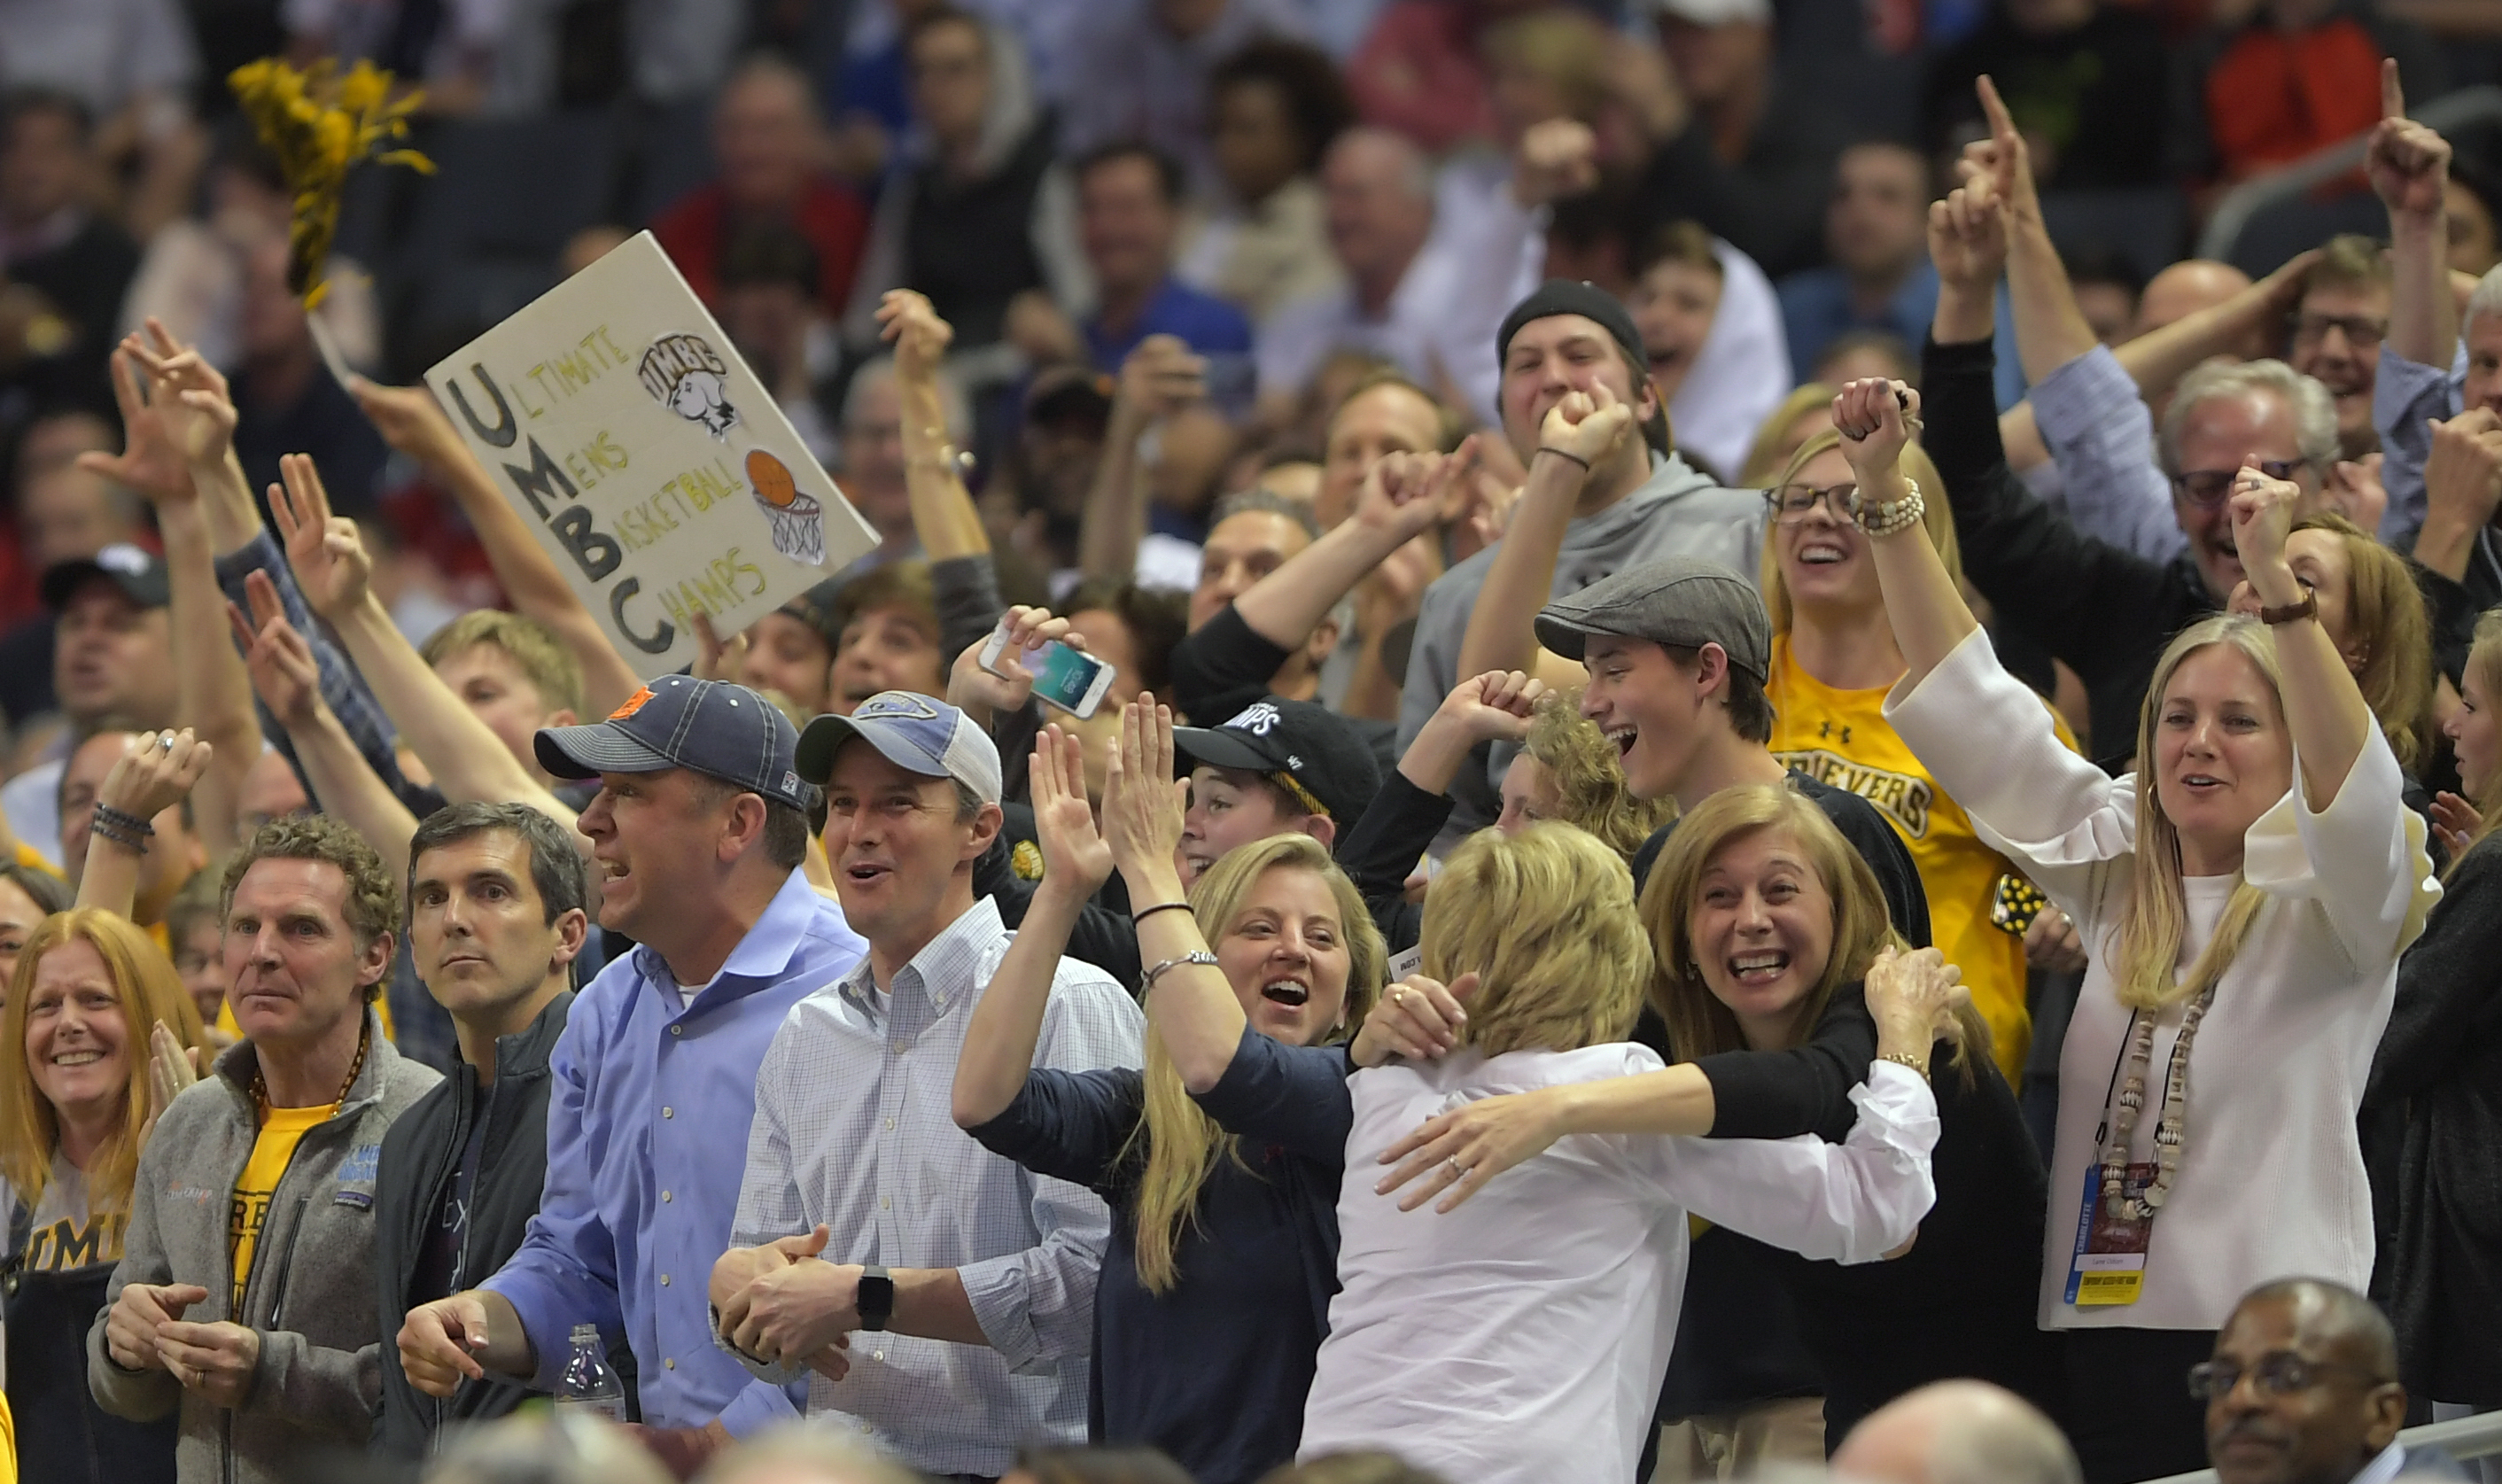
[1885,628,2439,1331]
[1297,1046,1939,1484]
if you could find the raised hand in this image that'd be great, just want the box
[268,452,373,621]
[2366,59,2450,226]
[136,1020,199,1150]
[1538,379,1635,470]
[1116,335,1206,423]
[1862,944,1970,1065]
[2325,452,2388,533]
[1928,178,2008,296]
[1100,696,1188,894]
[947,607,1086,719]
[228,570,324,729]
[1356,445,1469,547]
[80,322,240,503]
[1834,377,1921,479]
[875,288,955,383]
[2227,460,2304,601]
[689,610,750,683]
[2426,408,2502,528]
[1031,725,1115,902]
[348,377,467,470]
[1960,74,2040,223]
[1349,971,1476,1067]
[1513,117,1599,208]
[2430,790,2482,860]
[97,728,214,831]
[1435,670,1549,746]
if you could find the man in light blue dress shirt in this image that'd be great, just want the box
[709,692,1142,1482]
[393,675,866,1475]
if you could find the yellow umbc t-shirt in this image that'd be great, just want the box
[1768,636,2079,1083]
[229,1103,334,1312]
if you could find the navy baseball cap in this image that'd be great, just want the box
[1175,696,1380,825]
[796,691,1004,805]
[535,674,814,810]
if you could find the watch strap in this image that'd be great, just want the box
[2259,590,2319,625]
[858,1263,895,1332]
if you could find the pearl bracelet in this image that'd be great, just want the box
[1852,477,1925,538]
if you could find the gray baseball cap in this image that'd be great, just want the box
[1533,556,1771,681]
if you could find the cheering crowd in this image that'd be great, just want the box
[3,2,2502,1484]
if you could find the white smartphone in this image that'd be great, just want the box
[979,625,1115,719]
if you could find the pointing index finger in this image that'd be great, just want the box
[1976,74,2016,144]
[2382,57,2404,122]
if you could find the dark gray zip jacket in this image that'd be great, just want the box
[85,1009,439,1484]
[370,991,571,1457]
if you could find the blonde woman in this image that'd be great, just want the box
[1840,373,2436,1482]
[1759,424,2076,1079]
[1296,822,1956,1484]
[1494,695,1676,857]
[2,909,206,1484]
[952,706,1388,1484]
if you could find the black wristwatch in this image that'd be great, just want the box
[858,1263,894,1332]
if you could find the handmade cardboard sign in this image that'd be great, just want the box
[424,231,874,676]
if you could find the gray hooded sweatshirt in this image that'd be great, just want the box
[1397,450,1768,830]
[88,1008,439,1484]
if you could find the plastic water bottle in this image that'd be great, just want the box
[554,1324,626,1422]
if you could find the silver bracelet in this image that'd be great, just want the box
[1139,952,1219,994]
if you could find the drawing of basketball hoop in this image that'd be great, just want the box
[747,449,826,564]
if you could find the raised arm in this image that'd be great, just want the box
[230,573,423,884]
[1079,337,1203,581]
[2369,59,2458,374]
[1104,698,1247,1094]
[76,337,260,856]
[1845,377,1980,687]
[874,290,986,559]
[2231,469,2377,807]
[73,729,213,920]
[268,453,587,841]
[349,377,644,719]
[1457,383,1635,680]
[1239,446,1465,657]
[952,726,1115,1129]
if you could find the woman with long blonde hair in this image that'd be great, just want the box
[2,908,206,1484]
[1758,422,2073,1082]
[1302,820,1961,1484]
[1840,372,2436,1482]
[954,704,1387,1484]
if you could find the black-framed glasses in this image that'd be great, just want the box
[2290,312,2388,349]
[1766,481,1857,524]
[2187,1352,2392,1402]
[2171,460,2309,508]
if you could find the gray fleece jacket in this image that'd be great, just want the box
[87,1008,439,1484]
[1397,450,1768,830]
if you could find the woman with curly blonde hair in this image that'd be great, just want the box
[1496,693,1677,859]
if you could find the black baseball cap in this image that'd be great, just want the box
[1175,696,1380,825]
[42,543,170,610]
[1496,279,1648,376]
[535,674,815,810]
[1533,556,1772,682]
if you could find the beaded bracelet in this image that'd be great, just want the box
[1851,477,1925,539]
[92,802,157,840]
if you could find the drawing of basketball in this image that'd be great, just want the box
[747,449,826,564]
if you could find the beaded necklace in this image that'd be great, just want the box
[252,1017,371,1123]
[2096,987,2215,1220]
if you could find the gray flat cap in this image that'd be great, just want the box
[1533,556,1771,681]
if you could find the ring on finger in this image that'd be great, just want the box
[1446,1156,1469,1179]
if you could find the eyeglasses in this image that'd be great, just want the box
[2187,1353,2392,1402]
[2290,312,2388,349]
[1766,482,1857,524]
[2171,460,2310,508]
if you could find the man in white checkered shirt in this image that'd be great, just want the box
[708,692,1143,1482]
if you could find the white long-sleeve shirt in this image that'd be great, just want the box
[1298,1046,1939,1484]
[1885,626,2439,1331]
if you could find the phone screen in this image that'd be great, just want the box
[1024,640,1107,715]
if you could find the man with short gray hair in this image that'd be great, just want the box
[1833,1379,2081,1484]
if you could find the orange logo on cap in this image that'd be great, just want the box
[609,685,656,720]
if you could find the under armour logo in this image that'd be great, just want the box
[1817,720,1853,745]
[1225,701,1284,736]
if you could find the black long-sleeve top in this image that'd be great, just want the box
[1923,334,2218,766]
[2364,836,2502,1406]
